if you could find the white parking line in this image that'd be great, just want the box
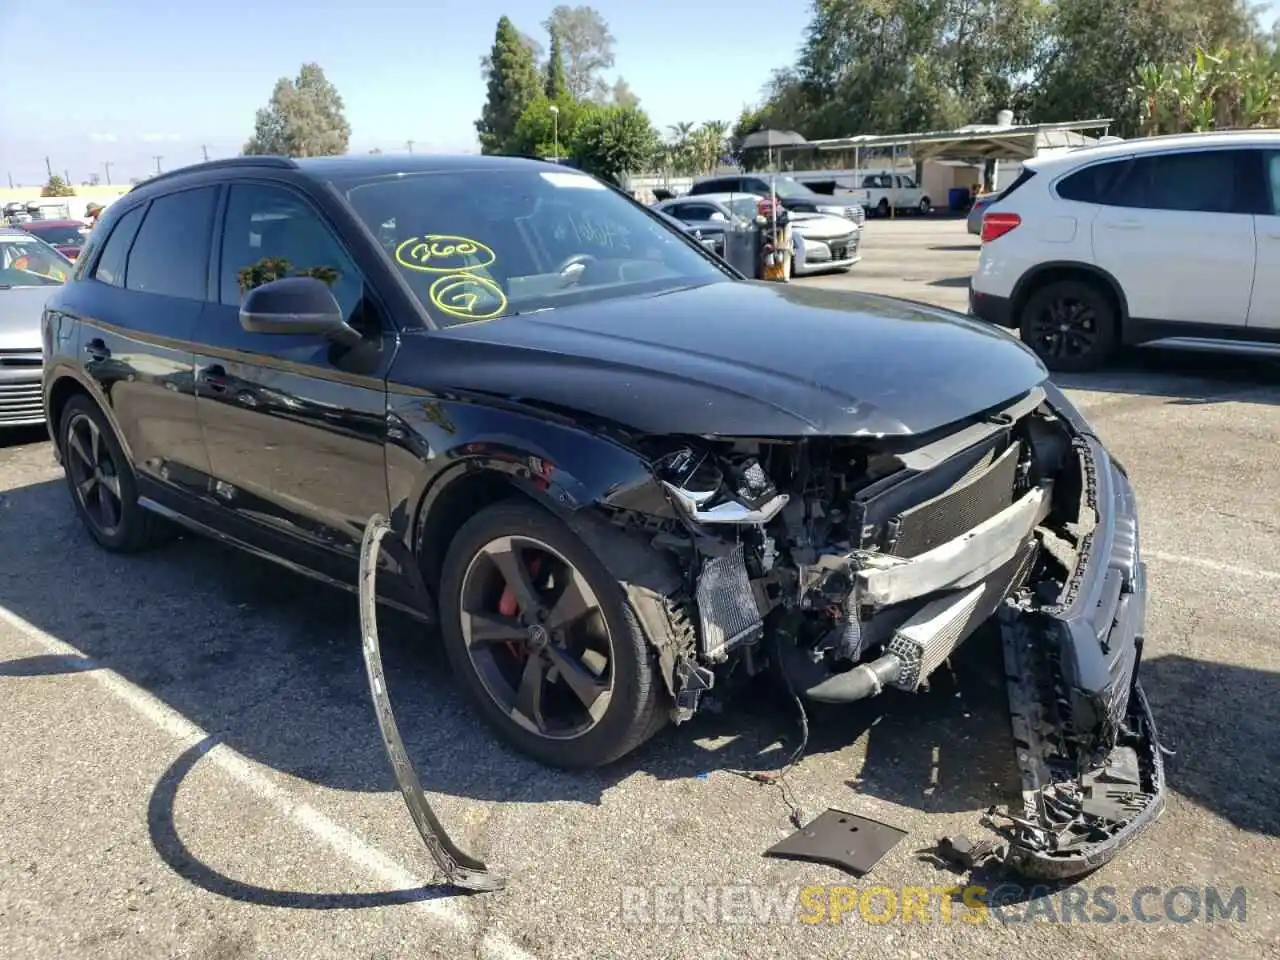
[1145,551,1280,582]
[0,602,536,960]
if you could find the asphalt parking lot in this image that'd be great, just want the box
[2,216,1277,960]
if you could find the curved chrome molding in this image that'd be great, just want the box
[662,481,789,525]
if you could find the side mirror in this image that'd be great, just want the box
[239,276,361,346]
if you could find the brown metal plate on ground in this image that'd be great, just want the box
[764,808,907,877]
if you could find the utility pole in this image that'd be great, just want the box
[43,156,53,179]
[201,144,210,161]
[153,156,163,175]
[6,172,13,189]
[406,140,415,154]
[103,161,113,185]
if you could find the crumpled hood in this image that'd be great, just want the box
[0,286,55,351]
[414,280,1048,437]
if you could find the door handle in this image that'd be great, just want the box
[84,338,110,361]
[200,364,229,393]
[1104,220,1142,230]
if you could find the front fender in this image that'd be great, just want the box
[385,391,676,567]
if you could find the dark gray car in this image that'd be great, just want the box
[1,227,71,427]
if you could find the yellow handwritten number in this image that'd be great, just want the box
[429,273,507,321]
[395,234,495,273]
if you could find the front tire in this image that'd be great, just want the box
[438,500,666,769]
[59,395,169,552]
[1019,279,1119,373]
[876,198,890,218]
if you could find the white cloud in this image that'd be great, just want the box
[139,133,183,143]
[89,132,118,143]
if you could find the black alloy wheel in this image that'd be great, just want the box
[460,533,615,740]
[439,501,666,768]
[1019,279,1118,373]
[65,408,124,538]
[58,395,169,552]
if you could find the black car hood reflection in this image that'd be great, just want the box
[419,280,1048,437]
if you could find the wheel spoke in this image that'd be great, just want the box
[489,539,542,616]
[513,655,548,733]
[545,567,598,632]
[99,483,120,529]
[546,645,610,717]
[76,475,98,499]
[68,429,93,469]
[464,611,527,646]
[87,418,102,465]
[101,471,122,501]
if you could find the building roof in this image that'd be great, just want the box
[804,119,1116,161]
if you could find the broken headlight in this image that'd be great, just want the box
[655,446,789,525]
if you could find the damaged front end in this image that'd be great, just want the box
[613,383,1164,879]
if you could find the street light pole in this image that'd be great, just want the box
[549,105,559,163]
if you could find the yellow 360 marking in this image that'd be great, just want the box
[395,234,495,273]
[429,273,507,321]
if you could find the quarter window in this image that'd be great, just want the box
[1056,160,1129,204]
[218,183,362,322]
[92,204,145,288]
[125,187,218,299]
[1107,150,1248,214]
[1266,153,1280,215]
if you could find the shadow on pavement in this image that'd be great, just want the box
[0,425,47,450]
[1141,654,1279,837]
[0,476,1019,819]
[1052,349,1280,407]
[927,276,972,289]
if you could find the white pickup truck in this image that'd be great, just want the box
[860,173,932,217]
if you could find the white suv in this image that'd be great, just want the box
[968,131,1280,371]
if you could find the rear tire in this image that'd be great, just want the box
[918,197,932,215]
[876,198,890,218]
[438,499,667,769]
[58,395,170,552]
[1018,279,1119,373]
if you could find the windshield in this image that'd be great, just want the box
[0,236,71,287]
[26,223,87,247]
[725,197,761,221]
[769,176,818,199]
[342,168,729,326]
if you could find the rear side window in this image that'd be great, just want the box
[691,178,736,195]
[995,168,1036,202]
[1107,150,1249,214]
[1056,160,1129,204]
[92,205,145,288]
[125,187,218,299]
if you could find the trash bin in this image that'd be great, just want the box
[948,187,970,212]
[722,225,761,278]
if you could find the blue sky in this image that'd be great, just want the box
[1,0,1277,187]
[0,0,810,186]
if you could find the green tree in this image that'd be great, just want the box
[543,5,616,101]
[510,94,586,157]
[1131,44,1280,134]
[569,103,660,183]
[476,16,543,154]
[41,175,76,198]
[1029,0,1260,136]
[243,63,350,157]
[610,77,639,108]
[545,28,569,99]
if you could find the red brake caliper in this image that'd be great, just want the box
[498,554,542,657]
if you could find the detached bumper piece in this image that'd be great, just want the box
[993,437,1166,879]
[358,515,505,892]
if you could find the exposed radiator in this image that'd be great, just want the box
[888,440,1021,559]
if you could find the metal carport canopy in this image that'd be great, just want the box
[805,119,1114,162]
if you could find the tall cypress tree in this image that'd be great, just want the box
[476,17,541,154]
[545,28,569,100]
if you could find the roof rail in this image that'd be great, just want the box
[134,155,298,188]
